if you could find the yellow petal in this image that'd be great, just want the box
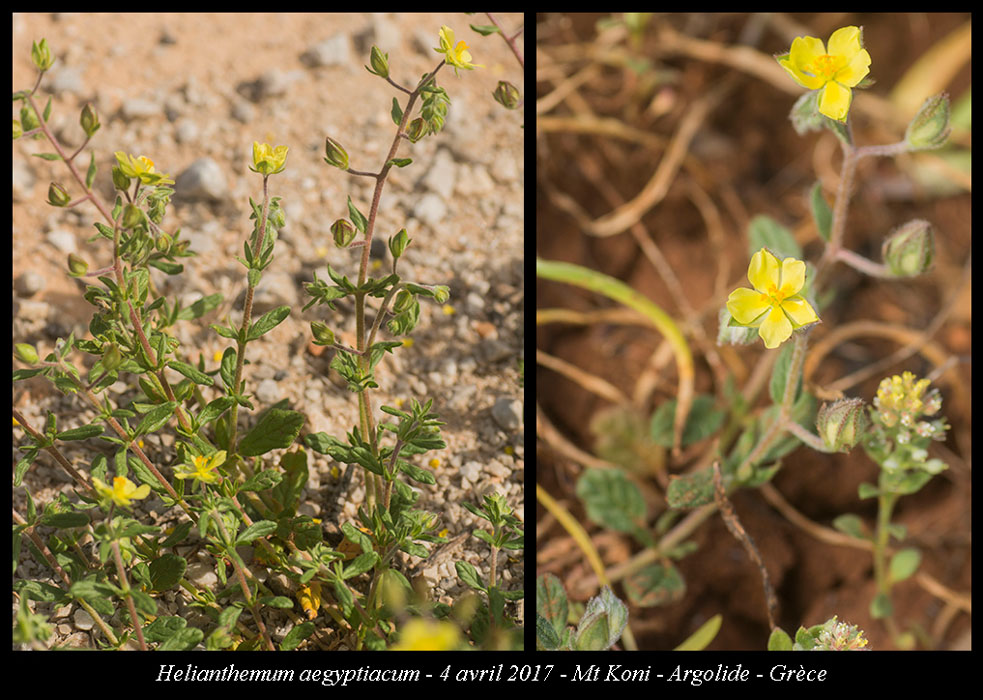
[835,48,871,88]
[759,305,794,349]
[726,288,772,326]
[818,80,852,121]
[747,248,781,293]
[778,257,806,296]
[784,36,828,90]
[781,295,819,328]
[826,26,862,61]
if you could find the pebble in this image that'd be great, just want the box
[46,229,77,255]
[121,97,163,121]
[477,338,512,363]
[422,149,457,198]
[186,562,218,589]
[174,158,227,203]
[491,397,523,432]
[255,378,281,404]
[49,66,85,95]
[413,193,447,228]
[174,119,199,144]
[302,34,352,68]
[15,271,46,298]
[73,608,94,631]
[455,164,495,197]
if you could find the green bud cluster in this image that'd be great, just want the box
[882,219,934,277]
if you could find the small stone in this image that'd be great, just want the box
[455,164,495,197]
[491,397,523,432]
[49,66,84,95]
[229,99,255,124]
[174,119,199,144]
[73,608,94,631]
[477,338,512,363]
[422,149,457,198]
[15,271,46,298]
[120,97,162,121]
[186,562,218,589]
[46,229,77,255]
[174,158,227,203]
[413,193,447,228]
[302,35,352,68]
[255,378,280,404]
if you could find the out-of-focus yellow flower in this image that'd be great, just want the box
[726,248,819,349]
[428,457,440,469]
[113,152,174,186]
[391,618,463,650]
[777,26,871,122]
[434,26,482,75]
[442,304,455,316]
[174,450,226,484]
[250,141,288,176]
[93,476,150,508]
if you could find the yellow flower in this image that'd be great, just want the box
[777,26,871,122]
[433,26,482,75]
[250,141,288,175]
[113,151,174,186]
[174,450,226,484]
[726,248,819,349]
[391,618,463,650]
[92,476,151,508]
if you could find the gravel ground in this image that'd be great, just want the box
[12,12,524,649]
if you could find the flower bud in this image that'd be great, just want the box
[13,119,23,139]
[14,343,39,365]
[882,219,934,277]
[492,80,521,110]
[121,203,145,229]
[405,118,427,143]
[366,46,390,79]
[388,228,410,259]
[905,93,950,151]
[816,398,868,452]
[431,285,450,304]
[112,166,132,191]
[324,136,349,170]
[31,39,55,72]
[331,219,357,248]
[20,105,40,133]
[392,289,414,313]
[47,182,70,207]
[67,253,89,277]
[79,103,100,138]
[310,321,335,346]
[101,343,122,372]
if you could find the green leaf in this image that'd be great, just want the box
[455,560,486,592]
[40,511,90,529]
[810,181,833,242]
[469,23,501,36]
[748,214,802,261]
[239,469,283,492]
[673,613,723,651]
[134,401,178,437]
[390,97,403,126]
[769,341,802,405]
[55,423,104,441]
[237,520,277,545]
[666,467,715,509]
[237,408,305,457]
[167,360,214,386]
[246,305,290,341]
[858,482,880,500]
[176,293,222,321]
[536,613,562,650]
[347,195,367,234]
[573,586,627,651]
[622,563,685,608]
[85,151,97,190]
[397,460,435,485]
[650,395,725,448]
[271,449,308,515]
[575,468,645,534]
[832,513,868,540]
[280,621,315,650]
[149,553,187,591]
[387,157,412,168]
[889,548,921,583]
[198,396,234,426]
[870,591,893,619]
[342,551,379,579]
[32,152,62,161]
[767,626,794,651]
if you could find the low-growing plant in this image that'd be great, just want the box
[13,19,522,651]
[536,14,969,651]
